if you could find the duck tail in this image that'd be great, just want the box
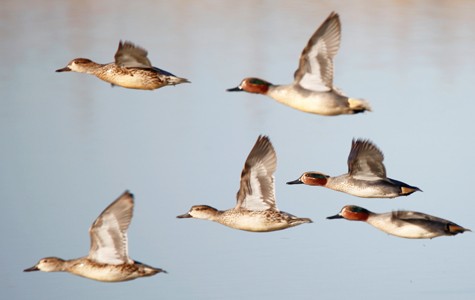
[400,186,422,196]
[348,98,372,114]
[447,224,471,235]
[292,217,313,225]
[152,67,190,86]
[135,260,167,276]
[144,266,167,276]
[168,76,191,86]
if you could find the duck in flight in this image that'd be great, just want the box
[227,12,371,116]
[327,205,470,239]
[24,191,166,282]
[177,136,312,232]
[287,139,421,198]
[56,41,190,90]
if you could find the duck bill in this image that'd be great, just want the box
[55,66,71,72]
[226,86,242,92]
[286,179,303,185]
[24,265,40,272]
[326,214,344,220]
[176,212,192,218]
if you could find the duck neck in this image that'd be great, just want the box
[266,84,298,106]
[88,63,110,75]
[211,210,226,222]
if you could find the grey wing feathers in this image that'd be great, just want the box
[390,211,432,230]
[348,139,387,180]
[390,210,462,234]
[392,211,453,224]
[236,136,278,211]
[88,191,134,264]
[114,41,152,68]
[294,12,341,90]
[392,211,432,222]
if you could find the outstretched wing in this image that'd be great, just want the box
[348,139,387,181]
[114,41,152,68]
[88,191,134,265]
[294,12,341,92]
[235,136,278,211]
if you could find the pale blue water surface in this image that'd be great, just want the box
[1,0,475,299]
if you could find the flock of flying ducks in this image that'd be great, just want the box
[24,12,469,282]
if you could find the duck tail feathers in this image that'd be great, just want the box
[447,224,471,235]
[168,76,191,85]
[348,98,372,113]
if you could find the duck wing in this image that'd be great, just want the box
[114,41,152,68]
[391,211,468,235]
[151,67,177,77]
[88,191,134,265]
[235,136,278,211]
[294,12,341,92]
[347,139,387,181]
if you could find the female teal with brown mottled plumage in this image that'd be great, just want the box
[24,191,166,282]
[177,136,312,232]
[56,41,189,90]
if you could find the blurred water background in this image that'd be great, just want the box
[1,0,475,299]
